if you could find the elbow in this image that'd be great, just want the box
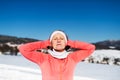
[18,44,25,54]
[90,44,96,53]
[18,44,29,54]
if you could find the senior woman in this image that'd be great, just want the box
[19,30,95,80]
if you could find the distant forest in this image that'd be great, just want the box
[0,34,39,55]
[0,35,39,44]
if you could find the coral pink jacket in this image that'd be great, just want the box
[19,40,95,80]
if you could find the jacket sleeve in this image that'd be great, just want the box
[18,40,50,64]
[67,40,95,63]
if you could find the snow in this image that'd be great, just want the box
[93,50,120,58]
[85,50,120,65]
[0,50,120,80]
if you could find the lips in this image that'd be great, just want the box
[57,44,61,45]
[56,44,61,46]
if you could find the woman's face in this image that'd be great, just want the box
[51,33,66,52]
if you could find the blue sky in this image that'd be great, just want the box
[0,0,120,43]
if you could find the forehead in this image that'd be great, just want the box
[52,33,64,38]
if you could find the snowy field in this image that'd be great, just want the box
[0,50,120,80]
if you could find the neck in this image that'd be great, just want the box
[53,49,65,52]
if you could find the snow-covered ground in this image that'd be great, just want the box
[85,50,120,65]
[0,50,120,80]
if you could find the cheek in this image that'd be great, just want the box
[51,41,57,46]
[60,42,66,48]
[62,41,67,46]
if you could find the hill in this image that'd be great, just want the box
[0,34,39,55]
[93,40,120,50]
[0,34,39,44]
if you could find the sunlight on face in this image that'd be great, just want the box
[51,33,67,52]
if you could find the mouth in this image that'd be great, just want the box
[56,44,61,46]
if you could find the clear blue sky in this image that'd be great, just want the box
[0,0,120,43]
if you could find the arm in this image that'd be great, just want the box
[67,40,95,63]
[19,40,50,64]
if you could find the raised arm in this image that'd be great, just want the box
[18,40,50,64]
[67,40,95,63]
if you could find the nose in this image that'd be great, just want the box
[57,39,61,43]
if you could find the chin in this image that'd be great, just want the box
[54,48,65,52]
